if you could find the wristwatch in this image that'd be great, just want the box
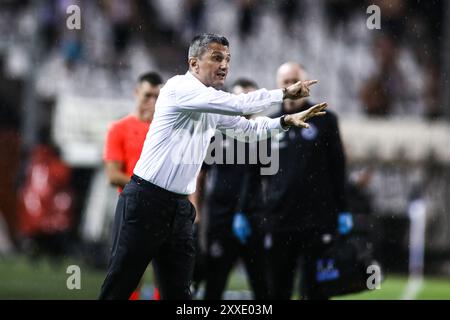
[282,87,288,99]
[280,115,290,129]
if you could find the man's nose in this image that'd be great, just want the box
[219,61,229,70]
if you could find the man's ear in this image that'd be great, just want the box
[189,57,199,73]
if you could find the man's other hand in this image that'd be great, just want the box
[284,80,318,99]
[284,102,328,128]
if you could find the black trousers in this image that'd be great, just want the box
[267,231,330,300]
[203,229,269,300]
[99,175,196,300]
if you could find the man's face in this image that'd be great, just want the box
[135,81,160,122]
[276,64,307,112]
[190,42,230,88]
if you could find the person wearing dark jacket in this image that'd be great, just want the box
[201,79,270,300]
[264,62,350,300]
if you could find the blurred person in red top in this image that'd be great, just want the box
[104,72,163,192]
[103,72,163,299]
[17,142,74,260]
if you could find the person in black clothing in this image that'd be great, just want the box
[201,79,270,300]
[264,62,349,300]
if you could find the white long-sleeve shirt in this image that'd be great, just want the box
[133,71,285,194]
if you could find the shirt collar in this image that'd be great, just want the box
[185,71,207,87]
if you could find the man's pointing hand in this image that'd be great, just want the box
[284,80,318,100]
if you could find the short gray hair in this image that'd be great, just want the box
[188,33,229,59]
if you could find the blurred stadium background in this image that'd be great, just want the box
[0,0,449,299]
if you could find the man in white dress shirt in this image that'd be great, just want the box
[99,33,327,300]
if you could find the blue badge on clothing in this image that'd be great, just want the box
[301,123,318,140]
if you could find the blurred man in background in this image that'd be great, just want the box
[103,71,163,300]
[201,78,269,300]
[264,62,349,300]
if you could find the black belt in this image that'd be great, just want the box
[131,174,187,199]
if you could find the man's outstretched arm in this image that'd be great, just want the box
[175,76,319,116]
[216,102,328,139]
